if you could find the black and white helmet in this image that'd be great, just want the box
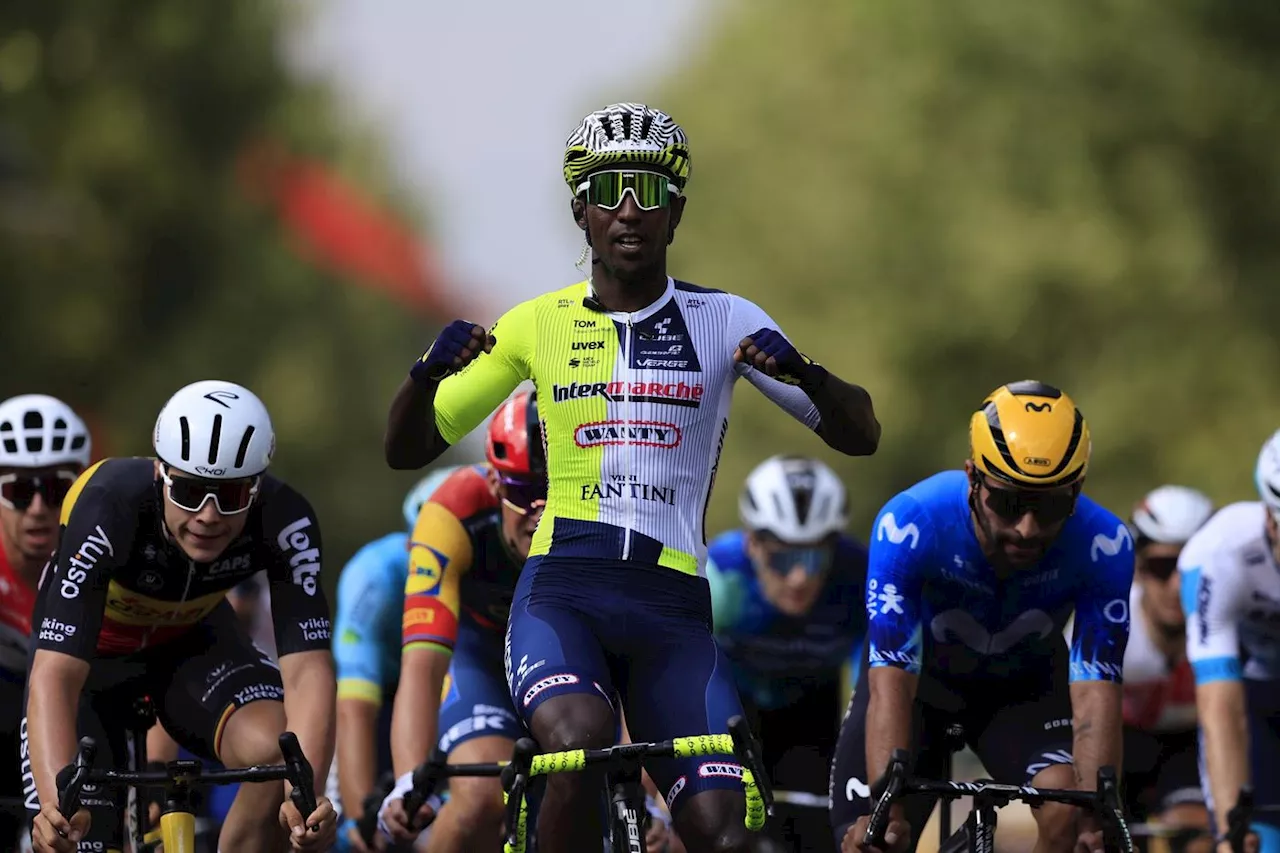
[563,102,692,192]
[1130,485,1214,547]
[0,394,92,468]
[153,380,275,479]
[739,456,848,544]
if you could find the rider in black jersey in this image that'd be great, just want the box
[24,380,339,853]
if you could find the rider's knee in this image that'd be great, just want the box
[446,775,505,828]
[531,695,615,752]
[676,792,752,853]
[1031,801,1077,853]
[215,700,286,768]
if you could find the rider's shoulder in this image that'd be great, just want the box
[884,470,965,518]
[424,464,496,522]
[707,530,751,574]
[344,532,410,574]
[1181,501,1269,571]
[254,474,319,533]
[67,457,155,508]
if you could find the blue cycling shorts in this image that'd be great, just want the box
[504,555,745,816]
[438,621,523,754]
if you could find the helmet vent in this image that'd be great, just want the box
[234,426,256,469]
[179,416,191,461]
[208,414,223,464]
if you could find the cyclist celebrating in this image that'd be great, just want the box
[1180,431,1280,853]
[379,391,543,852]
[831,380,1133,853]
[705,455,867,852]
[24,380,338,852]
[1123,486,1214,839]
[385,102,879,853]
[330,464,464,852]
[0,395,91,848]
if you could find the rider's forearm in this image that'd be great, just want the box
[390,648,451,776]
[336,699,380,819]
[28,652,90,809]
[1069,681,1122,792]
[1198,681,1249,832]
[809,373,880,457]
[282,651,338,789]
[865,669,915,790]
[385,376,449,470]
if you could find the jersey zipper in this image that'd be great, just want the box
[622,313,634,560]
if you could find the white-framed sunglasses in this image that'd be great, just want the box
[161,466,260,515]
[575,169,681,211]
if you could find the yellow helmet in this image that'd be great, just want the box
[969,380,1091,490]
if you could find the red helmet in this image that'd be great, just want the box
[486,390,545,477]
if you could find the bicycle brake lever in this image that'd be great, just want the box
[278,732,318,822]
[863,751,909,849]
[727,715,775,815]
[403,748,447,830]
[1095,767,1134,853]
[56,737,98,819]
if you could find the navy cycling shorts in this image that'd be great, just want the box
[504,556,745,816]
[1204,678,1280,850]
[438,622,523,755]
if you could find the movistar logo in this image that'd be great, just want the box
[877,512,920,550]
[1024,401,1051,412]
[1090,524,1132,562]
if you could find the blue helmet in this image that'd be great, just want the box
[402,465,468,529]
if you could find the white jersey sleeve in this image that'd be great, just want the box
[1180,513,1249,684]
[726,295,821,431]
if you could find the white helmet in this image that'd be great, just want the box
[1130,485,1214,546]
[739,455,848,544]
[403,465,468,529]
[1257,430,1280,514]
[153,380,275,479]
[0,394,91,468]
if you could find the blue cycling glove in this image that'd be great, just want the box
[741,328,828,390]
[410,320,490,385]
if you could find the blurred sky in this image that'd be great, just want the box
[287,0,718,316]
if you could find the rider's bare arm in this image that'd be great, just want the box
[810,372,880,456]
[385,377,450,470]
[27,650,91,808]
[1068,680,1123,791]
[865,666,917,816]
[390,648,452,775]
[1198,679,1249,833]
[281,650,338,788]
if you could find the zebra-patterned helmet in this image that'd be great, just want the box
[563,102,691,192]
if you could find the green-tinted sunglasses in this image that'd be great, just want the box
[575,170,681,211]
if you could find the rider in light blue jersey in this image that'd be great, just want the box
[707,455,867,853]
[830,381,1134,853]
[330,466,464,851]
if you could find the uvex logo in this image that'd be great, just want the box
[572,340,605,351]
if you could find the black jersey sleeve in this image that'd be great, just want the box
[258,479,333,656]
[35,459,139,660]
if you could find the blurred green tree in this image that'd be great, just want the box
[661,0,1280,538]
[0,0,459,590]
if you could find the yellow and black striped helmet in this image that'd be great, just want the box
[969,380,1090,490]
[563,103,691,192]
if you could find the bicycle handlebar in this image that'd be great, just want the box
[57,732,319,823]
[1225,787,1254,853]
[864,749,1132,853]
[358,771,397,846]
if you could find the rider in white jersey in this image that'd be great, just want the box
[1179,431,1280,853]
[1122,486,1213,839]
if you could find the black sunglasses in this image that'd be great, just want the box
[0,469,80,511]
[981,477,1077,525]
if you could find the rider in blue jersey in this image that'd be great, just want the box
[831,381,1134,853]
[706,455,867,853]
[331,465,464,851]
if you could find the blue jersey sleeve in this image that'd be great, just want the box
[1068,515,1135,682]
[865,494,933,674]
[706,532,751,633]
[334,538,404,705]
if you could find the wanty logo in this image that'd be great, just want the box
[697,762,743,780]
[574,420,681,449]
[62,525,114,599]
[277,517,320,595]
[1089,524,1132,563]
[523,673,579,707]
[876,513,919,550]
